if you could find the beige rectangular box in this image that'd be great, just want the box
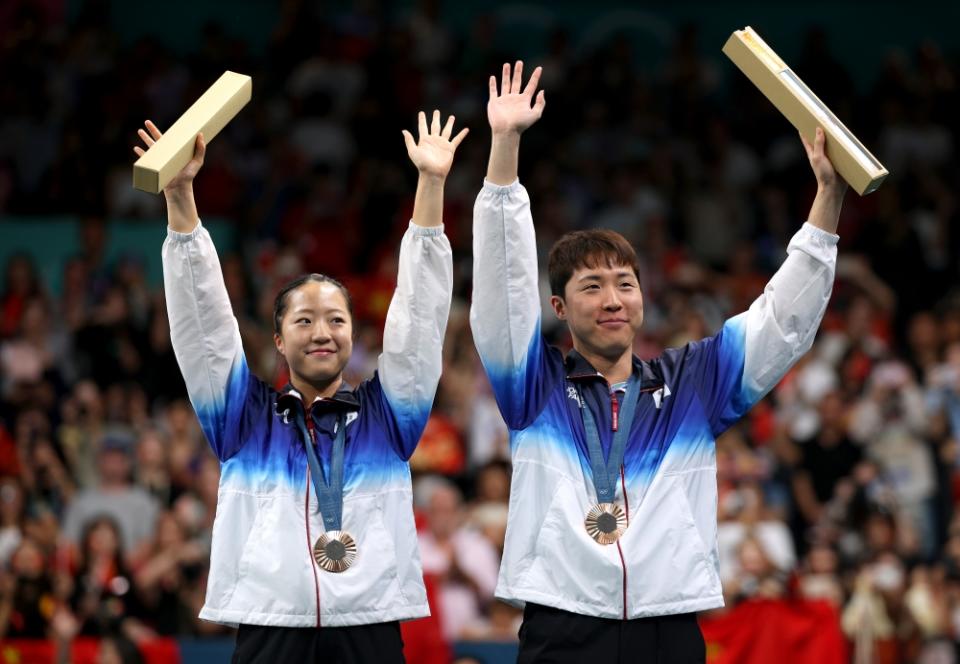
[133,70,252,194]
[723,27,888,195]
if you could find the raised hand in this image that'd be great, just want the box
[133,120,205,193]
[402,110,469,180]
[801,127,847,234]
[800,126,847,195]
[487,61,545,136]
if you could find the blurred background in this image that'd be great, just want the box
[2,0,960,662]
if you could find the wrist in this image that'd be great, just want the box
[163,184,194,205]
[416,171,447,186]
[816,181,847,200]
[491,130,522,143]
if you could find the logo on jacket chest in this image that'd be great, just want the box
[651,384,671,409]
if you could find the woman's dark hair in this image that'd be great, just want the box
[273,273,353,333]
[79,514,126,571]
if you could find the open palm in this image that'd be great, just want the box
[488,61,545,135]
[403,110,468,179]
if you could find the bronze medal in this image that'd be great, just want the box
[584,503,627,545]
[313,530,357,573]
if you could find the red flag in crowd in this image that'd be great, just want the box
[700,598,848,664]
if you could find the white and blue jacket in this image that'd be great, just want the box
[470,180,837,619]
[163,220,452,627]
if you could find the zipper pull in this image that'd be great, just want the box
[305,414,316,443]
[611,393,619,432]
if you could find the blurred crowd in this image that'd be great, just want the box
[2,0,960,662]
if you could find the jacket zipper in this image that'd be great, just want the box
[619,465,629,620]
[304,414,322,627]
[611,390,628,620]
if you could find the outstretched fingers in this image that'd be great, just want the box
[408,112,466,147]
[145,119,163,140]
[134,119,162,156]
[501,62,511,96]
[418,111,428,141]
[523,66,542,98]
[511,60,523,95]
[451,127,469,149]
[137,128,155,148]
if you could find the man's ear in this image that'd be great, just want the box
[550,295,566,321]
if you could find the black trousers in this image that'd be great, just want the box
[518,603,706,664]
[231,622,405,664]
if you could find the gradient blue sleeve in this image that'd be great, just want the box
[375,222,453,459]
[469,180,560,431]
[687,222,838,435]
[162,222,267,461]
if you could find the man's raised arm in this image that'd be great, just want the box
[692,127,847,434]
[470,62,552,429]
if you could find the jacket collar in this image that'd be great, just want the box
[274,381,360,418]
[564,349,662,390]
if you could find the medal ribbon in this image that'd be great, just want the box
[296,412,347,532]
[577,373,640,503]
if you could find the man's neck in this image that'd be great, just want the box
[573,344,634,385]
[291,374,343,405]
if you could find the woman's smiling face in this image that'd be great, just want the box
[274,281,353,390]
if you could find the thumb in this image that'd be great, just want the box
[534,90,546,116]
[402,129,416,153]
[194,133,207,162]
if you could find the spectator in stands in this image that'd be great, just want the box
[61,433,159,564]
[0,477,25,567]
[66,515,149,640]
[0,536,55,638]
[0,254,42,339]
[791,389,863,545]
[418,479,500,640]
[134,511,205,635]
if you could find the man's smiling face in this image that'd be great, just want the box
[551,262,644,362]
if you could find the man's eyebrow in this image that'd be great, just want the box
[576,271,636,281]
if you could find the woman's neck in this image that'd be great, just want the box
[291,373,343,405]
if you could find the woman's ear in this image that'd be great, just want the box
[274,332,284,356]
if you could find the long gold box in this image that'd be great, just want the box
[723,27,888,195]
[133,71,252,194]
